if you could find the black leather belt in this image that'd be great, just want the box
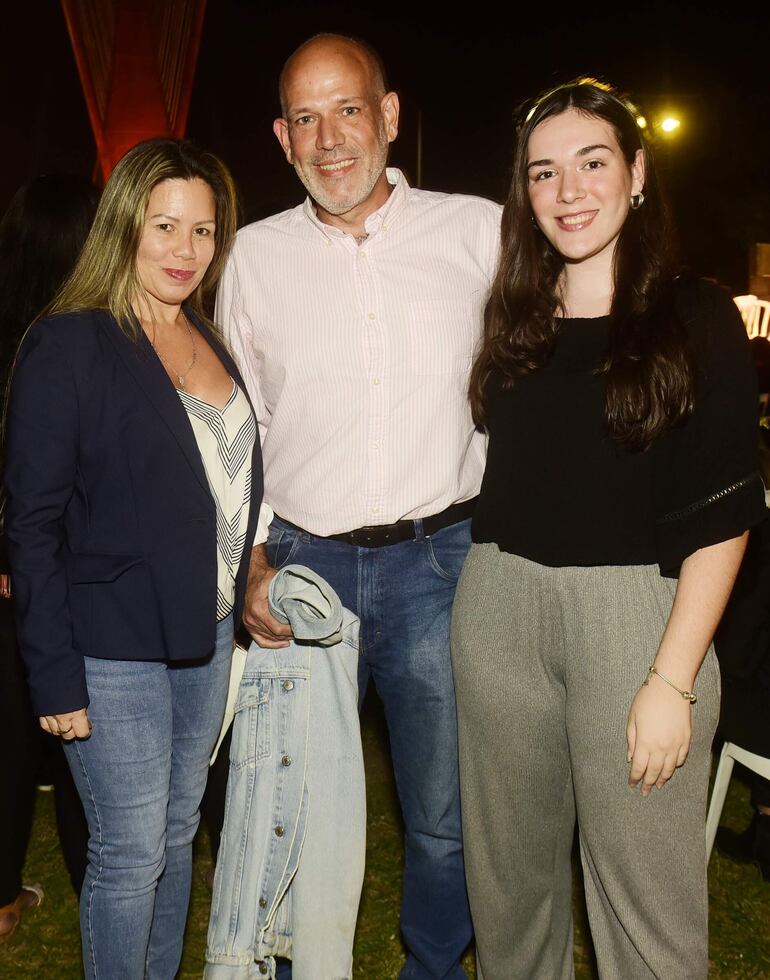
[278,498,477,549]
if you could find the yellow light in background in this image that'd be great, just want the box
[660,116,681,133]
[636,115,647,129]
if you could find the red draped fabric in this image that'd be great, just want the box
[61,0,206,182]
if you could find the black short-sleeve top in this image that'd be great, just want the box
[472,279,766,576]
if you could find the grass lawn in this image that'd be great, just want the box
[2,700,769,978]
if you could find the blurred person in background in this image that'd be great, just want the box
[0,174,98,941]
[713,518,770,882]
[712,338,770,882]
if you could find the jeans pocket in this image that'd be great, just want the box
[267,526,302,570]
[425,520,472,582]
[231,677,271,768]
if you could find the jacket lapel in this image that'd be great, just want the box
[100,311,211,497]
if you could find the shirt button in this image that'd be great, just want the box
[368,312,376,320]
[282,679,294,691]
[373,378,380,385]
[281,755,292,767]
[373,442,380,450]
[372,506,380,514]
[274,825,285,837]
[258,896,267,908]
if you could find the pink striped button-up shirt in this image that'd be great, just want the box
[217,169,501,537]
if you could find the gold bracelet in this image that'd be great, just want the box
[643,665,697,704]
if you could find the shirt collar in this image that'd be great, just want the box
[302,168,410,242]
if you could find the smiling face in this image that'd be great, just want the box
[527,108,644,279]
[134,177,216,320]
[273,39,399,227]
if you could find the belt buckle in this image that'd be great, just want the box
[350,521,408,548]
[361,525,388,547]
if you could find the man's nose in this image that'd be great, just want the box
[316,115,343,151]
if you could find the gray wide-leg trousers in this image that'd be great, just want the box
[451,544,719,980]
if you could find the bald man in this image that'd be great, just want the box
[216,34,500,979]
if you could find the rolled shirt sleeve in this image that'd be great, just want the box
[253,502,274,547]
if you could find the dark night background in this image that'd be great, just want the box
[2,1,769,291]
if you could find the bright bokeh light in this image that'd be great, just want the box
[636,115,647,129]
[660,116,681,133]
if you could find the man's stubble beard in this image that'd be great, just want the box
[294,127,390,217]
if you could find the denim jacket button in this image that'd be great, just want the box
[258,896,267,908]
[274,825,285,837]
[282,680,294,691]
[281,755,292,767]
[258,964,269,975]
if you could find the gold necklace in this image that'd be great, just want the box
[150,313,197,390]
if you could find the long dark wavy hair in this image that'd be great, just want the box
[469,78,695,452]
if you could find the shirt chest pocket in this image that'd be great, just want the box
[231,677,272,768]
[405,298,479,377]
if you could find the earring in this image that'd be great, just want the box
[630,192,645,210]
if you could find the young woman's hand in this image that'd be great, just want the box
[625,533,747,797]
[626,679,692,796]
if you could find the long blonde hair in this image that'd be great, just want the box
[49,138,238,338]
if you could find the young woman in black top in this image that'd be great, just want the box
[451,79,766,980]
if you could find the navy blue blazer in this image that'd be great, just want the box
[4,308,263,716]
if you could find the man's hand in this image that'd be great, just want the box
[0,574,11,599]
[40,708,91,741]
[243,545,293,648]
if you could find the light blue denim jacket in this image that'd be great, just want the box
[205,565,365,979]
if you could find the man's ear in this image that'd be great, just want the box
[381,92,400,144]
[273,118,293,164]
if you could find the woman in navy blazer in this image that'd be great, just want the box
[4,139,262,978]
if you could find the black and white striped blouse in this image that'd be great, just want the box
[179,381,256,621]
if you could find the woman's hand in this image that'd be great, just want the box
[625,533,748,797]
[0,574,11,599]
[626,678,692,796]
[40,708,92,741]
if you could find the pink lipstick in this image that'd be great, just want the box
[164,268,195,281]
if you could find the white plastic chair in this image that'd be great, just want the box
[743,299,770,339]
[734,293,758,315]
[706,741,770,860]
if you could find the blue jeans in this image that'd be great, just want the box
[268,517,472,980]
[64,615,233,979]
